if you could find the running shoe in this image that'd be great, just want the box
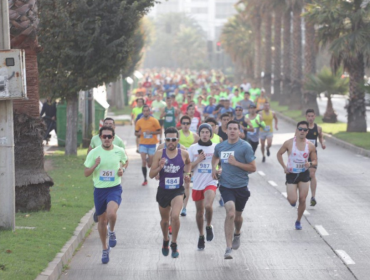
[219,198,224,207]
[267,148,270,157]
[142,180,148,186]
[262,156,266,163]
[232,234,240,250]
[197,235,205,250]
[162,240,169,256]
[295,221,302,230]
[93,211,98,223]
[224,248,233,259]
[310,197,317,207]
[206,225,214,242]
[108,229,117,248]
[170,242,179,258]
[180,208,187,216]
[168,225,172,235]
[101,247,110,264]
[136,149,139,154]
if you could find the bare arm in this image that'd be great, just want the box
[149,129,161,135]
[84,157,100,177]
[308,143,318,166]
[193,133,200,143]
[244,118,255,132]
[87,145,93,154]
[149,151,164,179]
[211,153,220,180]
[273,112,278,130]
[277,141,289,171]
[228,155,256,173]
[318,125,326,149]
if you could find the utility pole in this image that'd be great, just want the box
[0,0,15,230]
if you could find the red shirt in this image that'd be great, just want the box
[146,99,153,107]
[143,81,152,88]
[172,101,179,108]
[181,103,188,114]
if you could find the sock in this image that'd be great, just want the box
[142,167,147,180]
[199,235,205,238]
[170,242,177,248]
[163,240,169,247]
[234,233,240,237]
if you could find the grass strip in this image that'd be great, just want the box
[0,149,93,280]
[271,101,370,150]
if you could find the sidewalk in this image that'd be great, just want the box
[59,124,354,280]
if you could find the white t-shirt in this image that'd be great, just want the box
[188,143,218,190]
[240,83,251,92]
[190,117,200,133]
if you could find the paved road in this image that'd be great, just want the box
[317,94,370,131]
[60,120,370,280]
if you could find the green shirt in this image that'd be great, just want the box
[84,145,127,188]
[231,95,244,107]
[132,106,143,119]
[151,100,166,119]
[175,94,184,105]
[90,134,125,149]
[249,88,261,102]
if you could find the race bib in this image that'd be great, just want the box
[165,177,180,189]
[308,139,316,145]
[143,132,153,139]
[220,151,234,164]
[198,163,211,173]
[99,170,115,182]
[264,125,270,132]
[165,116,173,122]
[291,161,307,173]
[248,128,258,136]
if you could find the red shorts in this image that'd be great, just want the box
[192,185,217,201]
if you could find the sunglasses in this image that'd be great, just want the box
[165,138,178,142]
[182,122,190,125]
[102,135,113,139]
[235,109,242,111]
[298,128,308,132]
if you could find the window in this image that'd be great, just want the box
[215,2,235,19]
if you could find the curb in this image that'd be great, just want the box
[275,111,370,158]
[35,207,95,280]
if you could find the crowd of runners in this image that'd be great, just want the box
[83,69,326,264]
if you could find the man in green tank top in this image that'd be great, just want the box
[160,96,179,130]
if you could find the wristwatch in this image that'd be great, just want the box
[184,173,192,178]
[309,162,312,167]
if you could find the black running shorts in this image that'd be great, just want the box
[219,186,250,212]
[286,170,311,185]
[156,186,185,208]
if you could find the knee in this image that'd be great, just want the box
[287,197,296,207]
[226,210,235,220]
[171,215,180,223]
[160,219,169,228]
[205,204,212,213]
[299,197,306,204]
[106,210,116,220]
[196,209,204,218]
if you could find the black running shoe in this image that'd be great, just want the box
[170,242,179,258]
[310,197,317,206]
[267,148,270,157]
[197,236,205,250]
[262,156,266,163]
[206,225,214,242]
[162,240,169,256]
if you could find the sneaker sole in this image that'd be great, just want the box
[162,248,169,256]
[224,255,233,259]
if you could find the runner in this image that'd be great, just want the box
[160,96,179,130]
[234,105,254,141]
[132,98,144,153]
[186,104,201,133]
[178,115,199,216]
[260,102,278,163]
[305,109,326,206]
[135,105,161,186]
[238,91,255,115]
[246,104,265,153]
[218,113,231,141]
[149,127,191,258]
[188,124,218,250]
[203,97,216,119]
[205,117,223,144]
[231,88,243,108]
[84,126,127,264]
[151,93,166,144]
[255,89,268,112]
[212,120,256,259]
[276,121,317,230]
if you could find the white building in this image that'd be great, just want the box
[148,0,237,41]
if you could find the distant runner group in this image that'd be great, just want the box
[84,69,326,263]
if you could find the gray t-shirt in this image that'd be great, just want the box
[214,139,256,188]
[239,99,255,114]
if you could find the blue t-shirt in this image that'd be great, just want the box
[220,107,235,117]
[214,139,255,188]
[204,105,216,116]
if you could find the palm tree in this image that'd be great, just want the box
[305,0,369,132]
[263,11,272,96]
[288,0,303,110]
[8,0,53,211]
[280,6,292,106]
[304,67,349,123]
[272,7,283,101]
[221,13,254,82]
[302,0,320,115]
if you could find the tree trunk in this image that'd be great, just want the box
[322,94,337,123]
[253,15,262,87]
[281,8,291,106]
[347,54,367,132]
[14,114,54,212]
[289,3,303,110]
[65,94,78,155]
[302,9,320,116]
[263,12,272,97]
[272,9,282,101]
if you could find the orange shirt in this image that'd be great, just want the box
[135,117,161,145]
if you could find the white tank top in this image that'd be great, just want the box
[287,137,310,173]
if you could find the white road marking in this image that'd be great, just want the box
[258,171,266,176]
[315,225,329,236]
[268,180,278,187]
[355,154,362,157]
[303,210,310,216]
[282,192,287,198]
[15,226,35,230]
[335,250,355,265]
